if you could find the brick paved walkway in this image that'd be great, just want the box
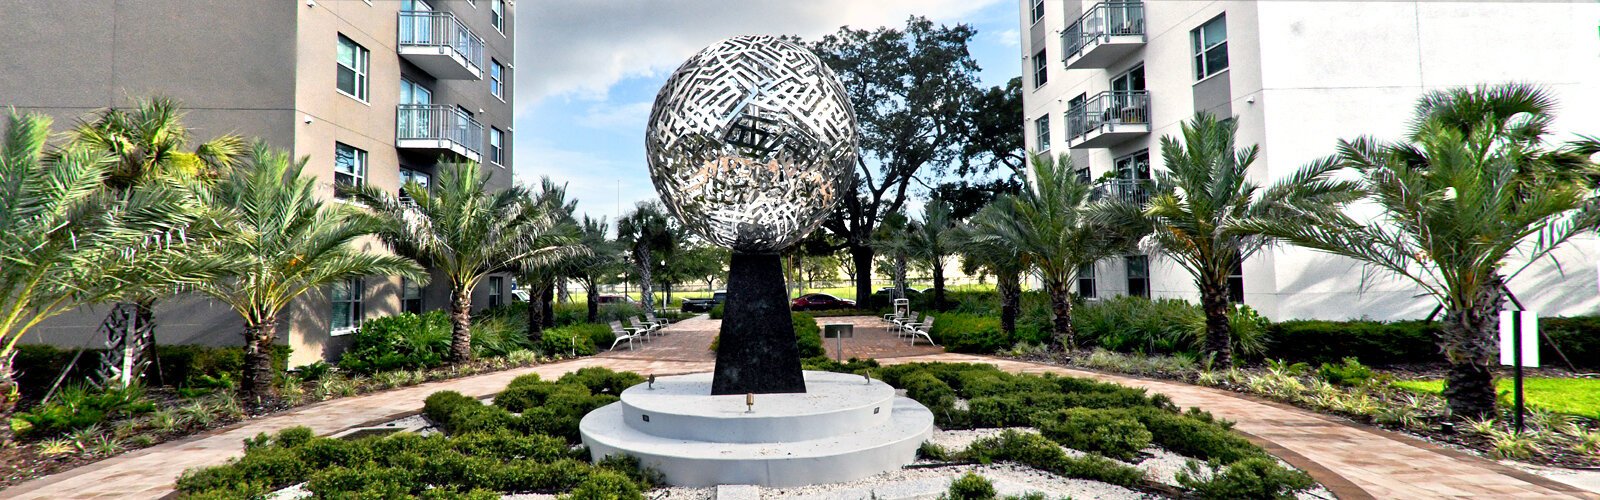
[5,315,1594,499]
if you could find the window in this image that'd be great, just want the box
[1115,150,1150,181]
[333,142,367,196]
[1112,64,1146,92]
[489,127,504,165]
[401,278,423,314]
[337,35,370,101]
[400,168,430,202]
[1031,0,1045,24]
[1075,166,1091,184]
[1034,115,1051,152]
[488,276,504,308]
[490,59,505,99]
[1191,14,1228,80]
[331,278,364,334]
[491,0,504,32]
[1077,263,1096,299]
[1228,259,1245,303]
[1125,255,1149,298]
[1066,93,1087,138]
[1032,49,1048,88]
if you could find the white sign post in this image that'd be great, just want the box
[1499,310,1538,433]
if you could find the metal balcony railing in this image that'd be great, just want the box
[1066,90,1151,141]
[397,104,483,156]
[1100,179,1151,205]
[398,11,485,75]
[1062,1,1146,58]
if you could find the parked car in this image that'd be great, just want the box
[681,291,726,313]
[596,295,629,305]
[791,293,856,311]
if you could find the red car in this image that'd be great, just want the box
[791,293,856,311]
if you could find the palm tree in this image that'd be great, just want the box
[958,202,1027,336]
[1095,113,1356,366]
[67,96,247,355]
[515,178,584,343]
[1244,83,1600,418]
[0,113,209,436]
[189,143,423,400]
[909,198,959,310]
[617,201,675,314]
[871,211,914,300]
[571,215,622,323]
[350,162,579,362]
[970,153,1139,349]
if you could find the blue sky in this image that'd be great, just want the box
[512,0,1022,224]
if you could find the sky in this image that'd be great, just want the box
[511,0,1023,225]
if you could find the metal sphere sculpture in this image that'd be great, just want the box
[644,35,858,254]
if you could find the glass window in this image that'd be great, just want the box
[1112,64,1146,92]
[331,278,364,334]
[1034,115,1050,152]
[1228,259,1245,303]
[1075,166,1091,184]
[488,276,504,308]
[1126,255,1149,298]
[490,59,504,99]
[489,128,504,165]
[400,168,430,202]
[1032,0,1045,23]
[336,35,369,101]
[334,142,366,196]
[1032,49,1048,88]
[1077,263,1096,299]
[1190,14,1228,80]
[492,0,504,32]
[402,278,423,314]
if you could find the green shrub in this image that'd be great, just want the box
[1072,296,1269,358]
[792,313,824,358]
[1177,456,1315,500]
[708,304,724,319]
[11,383,155,438]
[12,344,289,400]
[1317,357,1376,387]
[962,430,1146,488]
[1131,407,1262,464]
[339,311,452,374]
[539,324,603,356]
[1536,316,1600,369]
[1035,408,1152,460]
[564,469,645,499]
[930,313,1012,354]
[944,472,997,500]
[472,316,534,358]
[1265,320,1438,366]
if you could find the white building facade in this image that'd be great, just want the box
[1019,0,1600,321]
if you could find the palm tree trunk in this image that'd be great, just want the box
[1199,280,1233,367]
[241,318,278,403]
[541,284,555,328]
[526,290,544,344]
[1440,275,1506,419]
[932,258,947,311]
[0,351,19,445]
[850,245,873,310]
[585,280,599,323]
[1048,279,1075,350]
[635,247,655,316]
[450,287,473,363]
[894,255,907,297]
[998,268,1020,336]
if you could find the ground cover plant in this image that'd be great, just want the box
[175,368,653,498]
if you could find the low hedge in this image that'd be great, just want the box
[1263,320,1439,366]
[12,344,290,401]
[536,324,612,356]
[929,313,1012,354]
[339,312,453,374]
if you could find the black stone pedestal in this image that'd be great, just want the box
[711,252,807,395]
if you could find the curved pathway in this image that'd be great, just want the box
[4,316,1594,499]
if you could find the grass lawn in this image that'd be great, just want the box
[1393,377,1600,417]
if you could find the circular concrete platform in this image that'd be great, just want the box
[579,371,934,487]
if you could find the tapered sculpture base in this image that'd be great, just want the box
[712,252,806,395]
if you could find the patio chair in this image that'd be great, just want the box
[608,321,639,351]
[644,311,670,330]
[906,315,937,346]
[893,312,922,335]
[632,316,661,338]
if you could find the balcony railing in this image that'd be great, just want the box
[1099,179,1151,205]
[1061,1,1145,69]
[398,11,485,80]
[396,104,483,162]
[1066,90,1150,148]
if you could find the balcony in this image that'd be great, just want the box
[1066,90,1150,149]
[397,11,485,80]
[396,104,483,163]
[1097,179,1151,205]
[1061,1,1145,70]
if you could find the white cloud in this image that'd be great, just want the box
[514,0,1008,111]
[512,137,658,223]
[576,101,654,131]
[993,28,1020,47]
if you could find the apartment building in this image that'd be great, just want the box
[0,0,517,366]
[1019,0,1600,320]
